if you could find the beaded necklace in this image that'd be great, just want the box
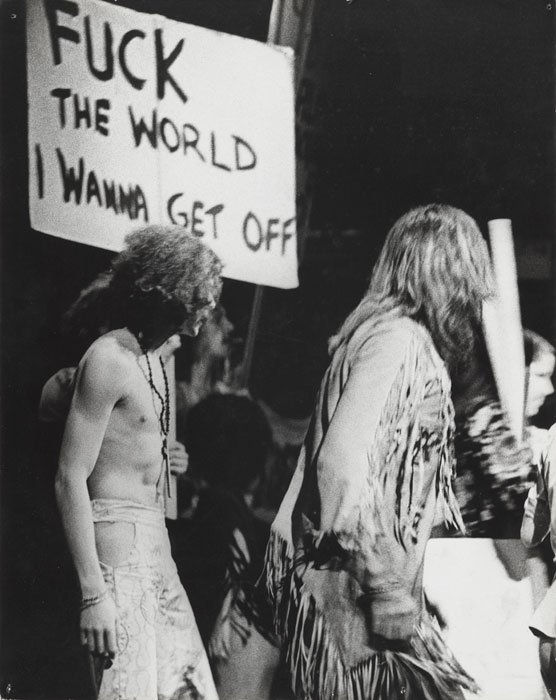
[137,339,171,498]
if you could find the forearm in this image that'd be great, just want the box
[318,457,414,591]
[342,526,419,642]
[55,472,104,596]
[313,502,418,641]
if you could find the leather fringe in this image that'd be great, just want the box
[264,529,479,700]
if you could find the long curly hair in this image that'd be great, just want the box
[330,204,494,375]
[109,226,223,346]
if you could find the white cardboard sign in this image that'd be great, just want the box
[27,0,298,289]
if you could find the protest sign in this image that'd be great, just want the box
[27,0,298,288]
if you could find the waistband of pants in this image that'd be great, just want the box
[91,498,165,526]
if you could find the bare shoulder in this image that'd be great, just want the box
[75,332,136,398]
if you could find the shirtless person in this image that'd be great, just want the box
[55,226,222,700]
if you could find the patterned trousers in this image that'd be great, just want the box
[92,499,218,700]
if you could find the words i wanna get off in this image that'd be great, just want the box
[36,0,295,256]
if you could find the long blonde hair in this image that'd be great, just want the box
[330,204,494,375]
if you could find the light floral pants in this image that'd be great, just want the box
[91,499,218,700]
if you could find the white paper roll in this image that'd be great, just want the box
[483,219,525,442]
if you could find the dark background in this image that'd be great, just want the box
[1,0,555,696]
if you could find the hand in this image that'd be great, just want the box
[169,440,189,477]
[81,595,118,663]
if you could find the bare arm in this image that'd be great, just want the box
[55,342,126,658]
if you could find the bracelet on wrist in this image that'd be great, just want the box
[80,589,108,611]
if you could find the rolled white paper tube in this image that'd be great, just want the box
[484,219,525,442]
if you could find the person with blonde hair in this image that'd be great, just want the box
[262,204,493,700]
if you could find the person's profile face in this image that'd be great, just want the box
[179,294,217,338]
[526,353,555,418]
[201,308,234,358]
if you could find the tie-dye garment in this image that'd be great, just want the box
[453,399,534,537]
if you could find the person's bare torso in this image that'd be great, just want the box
[84,329,170,506]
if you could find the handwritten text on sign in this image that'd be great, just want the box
[27,0,298,288]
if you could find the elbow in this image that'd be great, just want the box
[317,448,367,495]
[54,468,76,506]
[317,456,352,494]
[55,462,90,501]
[317,457,361,532]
